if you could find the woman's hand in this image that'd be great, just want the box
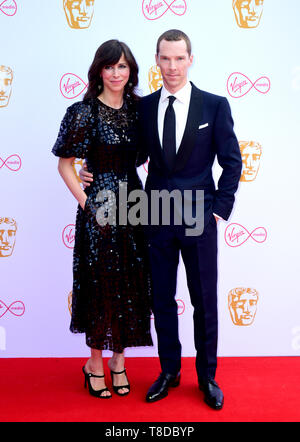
[79,162,94,188]
[57,157,88,209]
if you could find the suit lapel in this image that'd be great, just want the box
[173,83,203,174]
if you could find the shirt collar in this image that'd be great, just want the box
[160,81,192,104]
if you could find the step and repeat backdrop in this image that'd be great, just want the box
[1,0,300,358]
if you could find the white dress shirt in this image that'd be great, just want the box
[158,81,192,152]
[157,80,222,221]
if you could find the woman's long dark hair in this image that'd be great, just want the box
[83,39,139,101]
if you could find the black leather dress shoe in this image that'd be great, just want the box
[199,379,224,410]
[146,372,181,403]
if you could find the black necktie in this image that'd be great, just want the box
[162,95,176,170]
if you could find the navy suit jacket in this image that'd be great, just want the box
[137,82,242,223]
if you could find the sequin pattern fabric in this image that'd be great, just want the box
[52,98,153,352]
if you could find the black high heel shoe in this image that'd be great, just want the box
[110,368,130,396]
[82,366,112,399]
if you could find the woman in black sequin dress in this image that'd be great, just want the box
[52,40,152,398]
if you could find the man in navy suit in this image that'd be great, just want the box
[79,29,242,409]
[137,30,242,410]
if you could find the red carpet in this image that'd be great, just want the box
[0,357,299,422]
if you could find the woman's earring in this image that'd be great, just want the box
[128,82,133,87]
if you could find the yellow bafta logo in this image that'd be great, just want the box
[233,0,264,28]
[63,0,95,29]
[0,65,13,108]
[0,217,17,258]
[148,65,163,93]
[228,287,259,326]
[68,291,72,314]
[72,158,83,183]
[239,141,262,182]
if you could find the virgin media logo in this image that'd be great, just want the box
[62,224,75,249]
[0,300,25,318]
[59,73,87,99]
[142,159,149,174]
[151,298,185,319]
[142,0,187,20]
[227,72,270,98]
[0,154,22,172]
[225,223,267,247]
[0,0,17,16]
[176,298,185,315]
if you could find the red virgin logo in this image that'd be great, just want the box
[62,224,75,249]
[142,0,187,20]
[0,300,25,318]
[0,154,22,172]
[0,0,17,16]
[142,159,149,174]
[151,298,185,319]
[225,223,267,247]
[227,72,270,98]
[176,298,185,315]
[59,73,87,99]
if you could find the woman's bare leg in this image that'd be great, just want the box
[108,351,129,395]
[84,349,111,397]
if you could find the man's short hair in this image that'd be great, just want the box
[156,29,192,56]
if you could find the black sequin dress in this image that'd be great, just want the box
[52,98,153,352]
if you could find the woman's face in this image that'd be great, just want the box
[101,54,130,94]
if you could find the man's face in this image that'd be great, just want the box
[0,67,13,108]
[148,65,163,93]
[155,39,193,94]
[240,142,262,182]
[63,0,95,29]
[229,288,258,326]
[233,0,264,28]
[0,220,17,258]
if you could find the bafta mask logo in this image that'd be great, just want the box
[233,0,264,29]
[0,65,13,108]
[0,217,17,258]
[63,0,95,29]
[68,291,72,314]
[228,287,259,326]
[239,141,262,182]
[72,158,83,183]
[148,65,163,93]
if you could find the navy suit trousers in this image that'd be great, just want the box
[146,214,218,381]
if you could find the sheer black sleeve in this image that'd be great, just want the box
[52,101,96,159]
